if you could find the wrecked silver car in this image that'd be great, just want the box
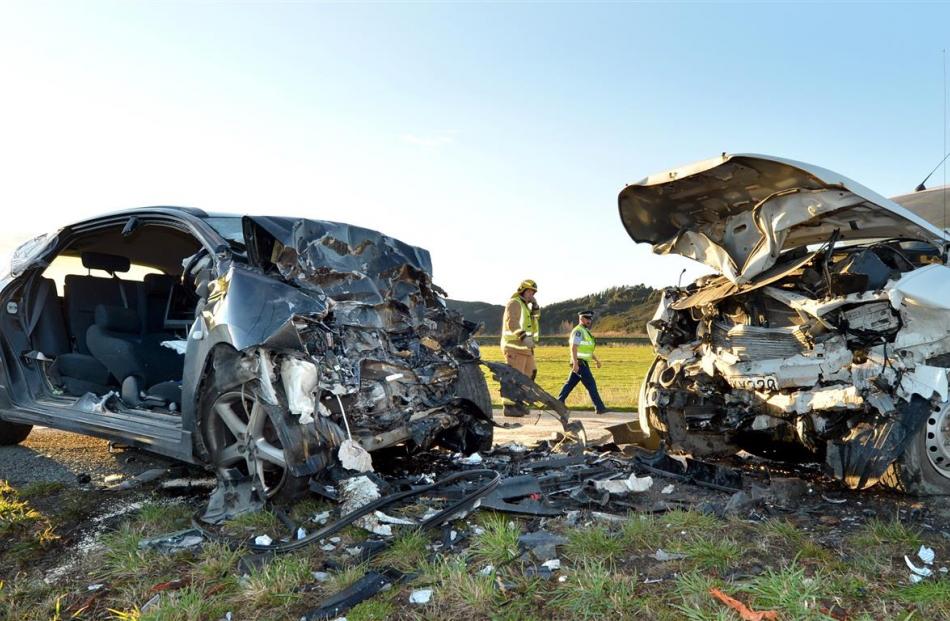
[625,154,950,493]
[0,209,493,498]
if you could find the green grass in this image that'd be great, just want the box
[16,481,66,499]
[548,559,642,619]
[480,344,654,411]
[740,564,831,620]
[470,513,521,566]
[565,525,626,561]
[672,536,741,571]
[851,517,923,548]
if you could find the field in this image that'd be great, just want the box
[479,344,655,412]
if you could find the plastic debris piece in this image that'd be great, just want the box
[652,549,688,562]
[709,588,779,621]
[329,537,342,544]
[140,593,161,613]
[409,588,433,604]
[87,583,105,591]
[558,575,567,582]
[478,565,494,576]
[541,559,561,571]
[669,454,689,471]
[459,453,483,465]
[321,544,336,551]
[254,534,273,546]
[518,531,568,561]
[160,340,187,354]
[297,527,308,540]
[592,473,653,495]
[339,475,387,535]
[918,545,936,565]
[313,511,331,525]
[339,439,374,473]
[661,484,675,494]
[115,468,167,489]
[821,494,847,504]
[312,571,330,582]
[139,528,205,553]
[905,555,933,577]
[910,573,925,584]
[374,511,415,526]
[281,358,318,424]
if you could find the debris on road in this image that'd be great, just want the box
[709,587,779,621]
[409,588,433,604]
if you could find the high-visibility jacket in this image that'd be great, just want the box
[500,296,540,351]
[570,324,596,360]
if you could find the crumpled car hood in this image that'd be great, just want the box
[618,154,948,284]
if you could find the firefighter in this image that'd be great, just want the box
[500,279,540,417]
[557,310,609,414]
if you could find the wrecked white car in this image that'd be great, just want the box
[626,154,950,493]
[0,209,493,499]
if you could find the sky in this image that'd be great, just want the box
[1,1,949,305]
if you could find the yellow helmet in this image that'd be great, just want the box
[518,279,538,293]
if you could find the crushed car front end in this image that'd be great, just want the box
[187,216,493,506]
[624,154,950,493]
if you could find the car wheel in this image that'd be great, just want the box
[884,400,950,495]
[0,420,32,446]
[201,385,311,502]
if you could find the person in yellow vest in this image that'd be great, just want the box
[557,311,609,414]
[499,279,540,417]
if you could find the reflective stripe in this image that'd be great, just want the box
[571,325,595,360]
[500,297,540,350]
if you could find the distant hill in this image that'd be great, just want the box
[447,284,660,336]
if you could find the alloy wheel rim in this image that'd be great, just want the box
[925,402,950,479]
[207,391,289,497]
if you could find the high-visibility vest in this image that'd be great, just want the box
[571,324,596,360]
[501,296,540,350]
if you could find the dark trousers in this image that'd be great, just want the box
[557,360,607,412]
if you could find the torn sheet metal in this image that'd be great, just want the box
[619,153,946,283]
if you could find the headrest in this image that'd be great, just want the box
[144,273,176,295]
[82,252,130,274]
[94,305,140,334]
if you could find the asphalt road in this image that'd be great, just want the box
[0,427,183,486]
[0,410,636,486]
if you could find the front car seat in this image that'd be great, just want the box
[85,305,184,409]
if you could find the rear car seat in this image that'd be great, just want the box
[54,252,142,396]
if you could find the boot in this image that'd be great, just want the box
[503,404,526,418]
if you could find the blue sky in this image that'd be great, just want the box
[1,2,948,304]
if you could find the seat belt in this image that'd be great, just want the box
[25,279,51,337]
[111,273,129,308]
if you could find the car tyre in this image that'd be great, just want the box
[883,401,950,495]
[199,382,312,503]
[0,421,32,446]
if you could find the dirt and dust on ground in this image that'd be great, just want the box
[2,412,950,621]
